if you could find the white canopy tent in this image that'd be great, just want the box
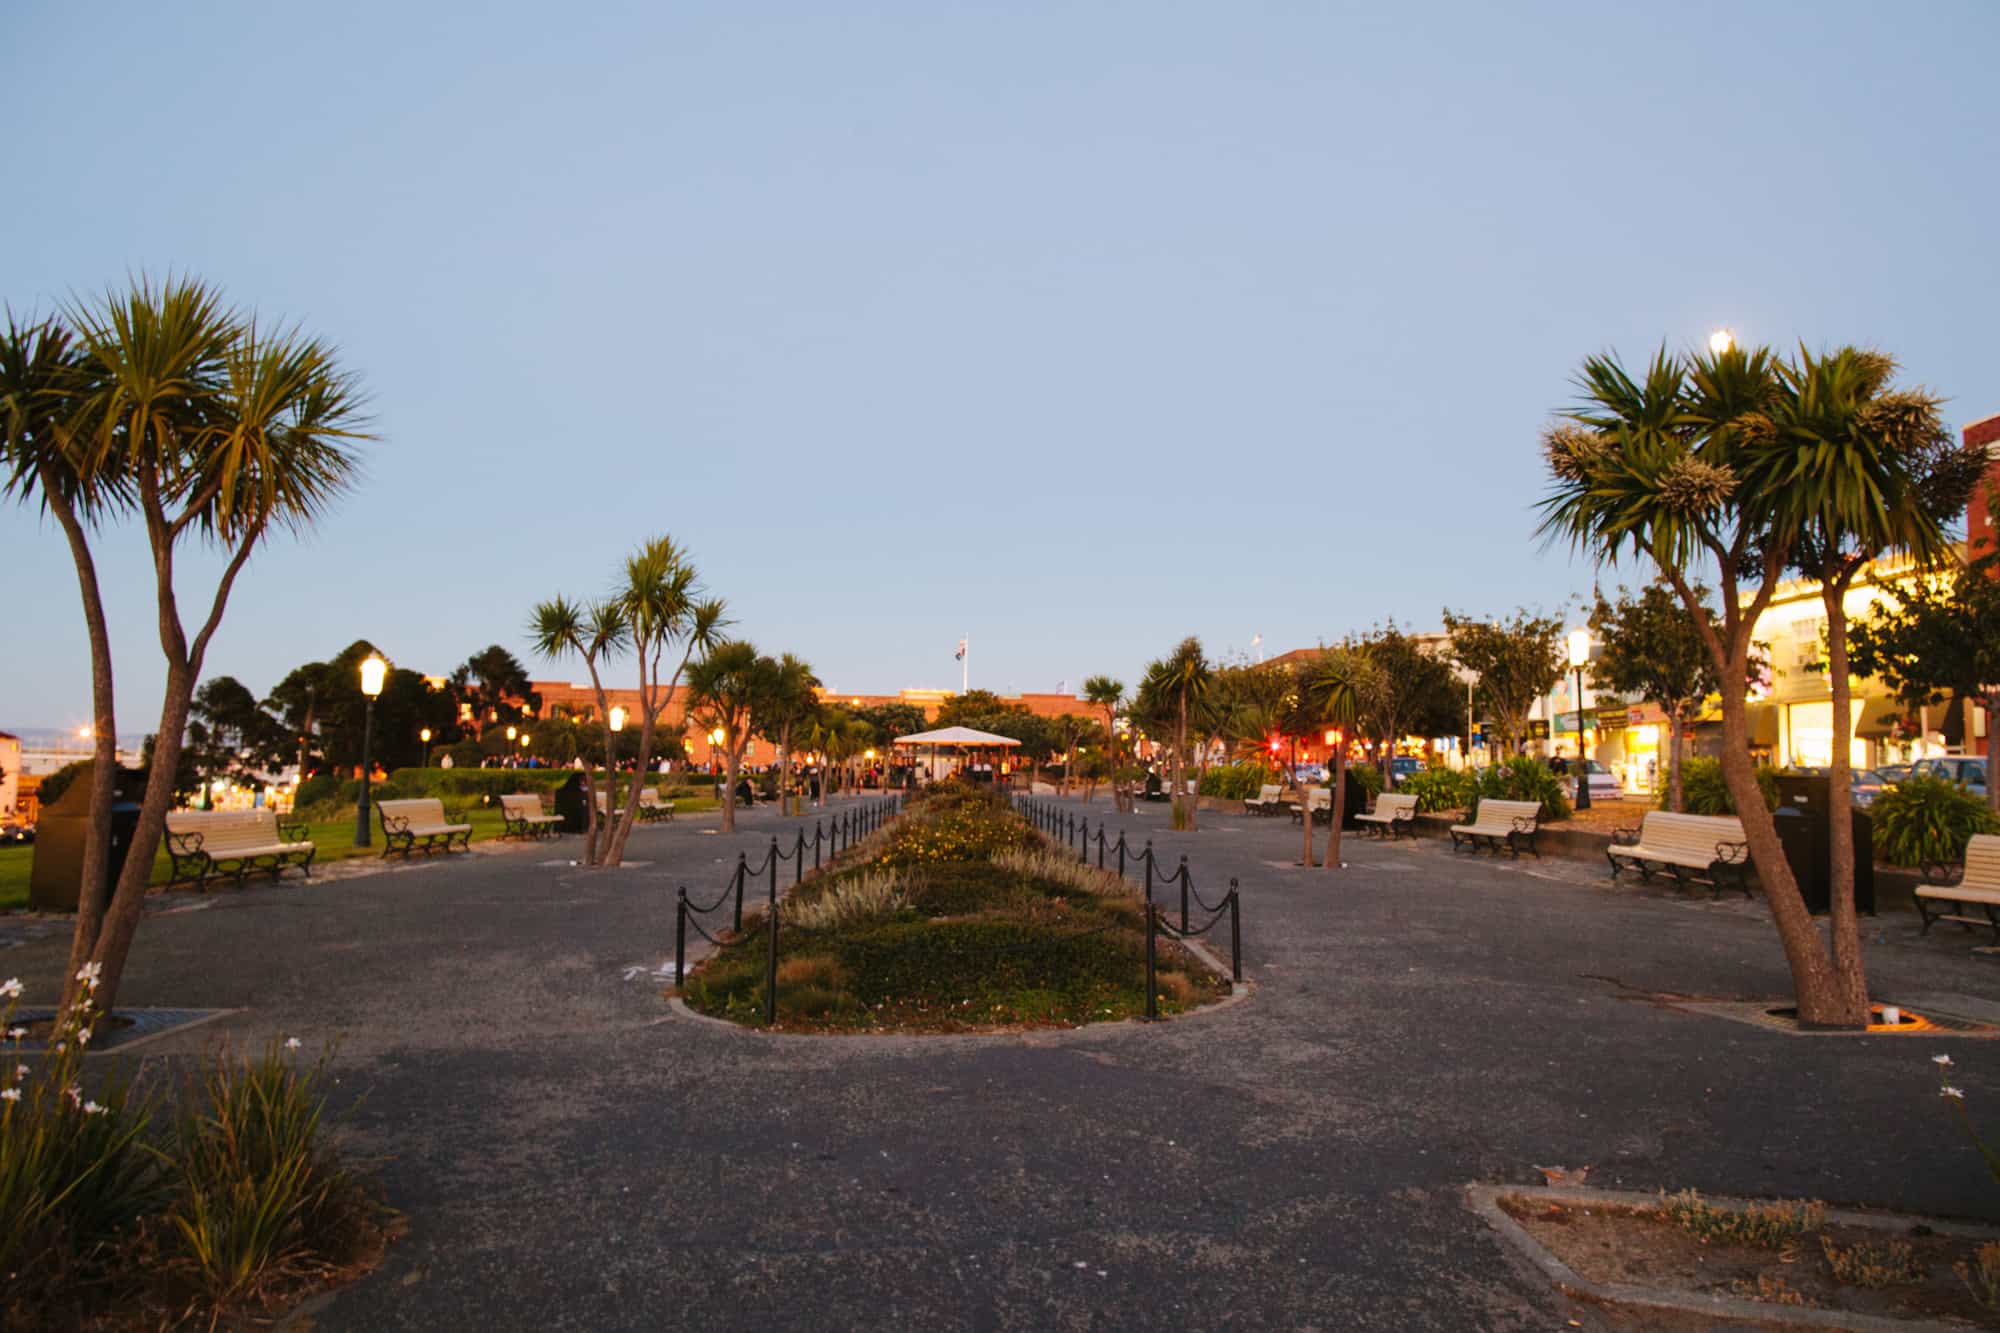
[893,726,1022,787]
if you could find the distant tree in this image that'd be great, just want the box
[1296,649,1372,870]
[1136,638,1210,831]
[752,653,821,812]
[933,690,1010,727]
[1207,661,1294,763]
[186,675,288,802]
[1589,583,1728,812]
[849,701,928,748]
[1442,608,1566,755]
[450,644,538,737]
[687,641,763,832]
[1352,626,1462,785]
[1082,676,1127,809]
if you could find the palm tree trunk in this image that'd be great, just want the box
[1323,745,1347,870]
[47,472,120,1021]
[1822,579,1869,1023]
[1666,708,1686,813]
[722,739,740,833]
[1301,777,1316,866]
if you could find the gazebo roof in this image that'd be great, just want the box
[893,725,1022,747]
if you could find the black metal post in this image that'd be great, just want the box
[765,865,779,1026]
[1079,818,1089,865]
[1179,854,1190,934]
[675,888,688,987]
[1573,661,1593,812]
[1144,903,1158,1021]
[1228,879,1241,983]
[795,830,805,884]
[733,854,746,932]
[814,823,822,870]
[1117,834,1126,879]
[353,695,376,847]
[1096,827,1105,869]
[1144,839,1154,896]
[769,838,778,902]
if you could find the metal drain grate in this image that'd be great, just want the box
[11,1007,238,1055]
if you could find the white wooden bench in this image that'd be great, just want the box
[165,809,315,889]
[1449,798,1543,857]
[1917,833,2000,941]
[639,787,675,822]
[1606,810,1752,898]
[1245,784,1285,817]
[1289,787,1333,825]
[499,793,564,840]
[1356,791,1418,839]
[376,797,472,857]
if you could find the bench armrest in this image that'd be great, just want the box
[167,829,205,855]
[1610,826,1641,847]
[1921,859,1965,887]
[1714,840,1750,865]
[1510,816,1539,834]
[276,818,310,843]
[380,812,412,836]
[442,804,469,826]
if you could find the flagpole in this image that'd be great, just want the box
[962,633,969,694]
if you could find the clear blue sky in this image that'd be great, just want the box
[5,2,1996,734]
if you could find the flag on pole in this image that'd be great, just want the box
[1057,679,1067,695]
[955,638,967,661]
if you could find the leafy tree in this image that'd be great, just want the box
[752,653,821,811]
[1352,626,1462,785]
[1589,583,1727,812]
[1850,493,2000,817]
[2,278,369,1022]
[1207,661,1295,763]
[450,644,538,737]
[933,690,1010,727]
[848,701,928,748]
[687,640,763,831]
[1441,608,1565,756]
[185,675,288,802]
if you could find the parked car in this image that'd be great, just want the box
[0,822,32,846]
[1853,763,1913,808]
[1913,756,1989,794]
[1570,759,1623,803]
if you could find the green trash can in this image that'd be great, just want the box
[30,766,145,912]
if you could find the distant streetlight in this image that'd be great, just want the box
[506,724,517,742]
[1708,328,1734,355]
[607,705,627,733]
[1567,629,1593,811]
[355,653,388,846]
[420,726,432,770]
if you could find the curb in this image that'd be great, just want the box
[1466,1182,1997,1332]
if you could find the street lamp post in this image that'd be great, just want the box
[354,653,387,846]
[420,726,432,771]
[1567,629,1592,811]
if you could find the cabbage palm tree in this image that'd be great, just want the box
[528,594,628,864]
[1298,650,1366,869]
[1158,638,1211,831]
[1759,347,1983,1009]
[61,278,369,1019]
[755,653,821,813]
[1082,675,1125,808]
[1539,340,1872,1026]
[0,313,124,1009]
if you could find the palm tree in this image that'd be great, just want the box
[1082,675,1125,808]
[1758,346,1983,1013]
[687,641,763,832]
[754,653,821,814]
[0,313,124,1010]
[1298,650,1366,869]
[1539,339,1871,1027]
[56,279,369,1019]
[1160,638,1211,831]
[527,594,628,865]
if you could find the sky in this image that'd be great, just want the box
[4,1,1997,736]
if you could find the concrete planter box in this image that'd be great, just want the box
[1198,796,1247,815]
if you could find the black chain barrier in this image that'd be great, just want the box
[1010,793,1244,1019]
[673,795,904,1012]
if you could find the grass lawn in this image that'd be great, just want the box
[0,796,718,913]
[682,785,1228,1031]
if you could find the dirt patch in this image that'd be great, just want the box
[1500,1193,1999,1327]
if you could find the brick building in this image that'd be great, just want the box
[1966,412,2000,563]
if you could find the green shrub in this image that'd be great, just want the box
[441,740,484,770]
[1401,766,1474,813]
[1349,763,1385,799]
[1467,757,1572,822]
[292,774,340,810]
[1,973,165,1316]
[1199,763,1278,800]
[1661,1189,1823,1249]
[36,760,94,809]
[1662,756,1780,815]
[1870,773,2000,867]
[167,1037,369,1310]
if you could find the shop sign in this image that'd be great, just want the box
[1595,708,1628,733]
[1528,719,1550,740]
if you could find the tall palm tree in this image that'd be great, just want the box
[1298,650,1366,869]
[528,594,628,864]
[0,313,123,1008]
[1539,339,1872,1027]
[754,653,821,813]
[687,641,763,832]
[61,279,370,1019]
[1082,675,1125,808]
[1160,638,1211,831]
[1758,347,1983,1011]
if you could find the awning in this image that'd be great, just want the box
[893,726,1022,747]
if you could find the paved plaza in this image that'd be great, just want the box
[6,796,1997,1330]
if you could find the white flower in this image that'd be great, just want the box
[0,978,21,999]
[82,1100,105,1116]
[1934,1054,1955,1067]
[75,963,102,988]
[5,1028,23,1041]
[0,1088,18,1103]
[76,1028,91,1046]
[1942,1086,1966,1100]
[285,1037,301,1051]
[13,1065,24,1079]
[63,1084,81,1105]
